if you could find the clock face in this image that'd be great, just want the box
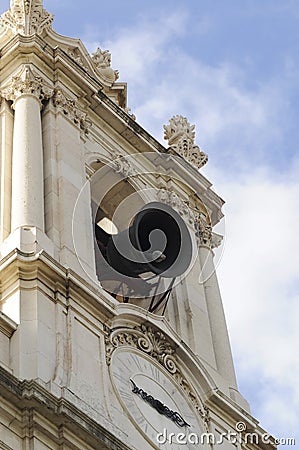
[110,349,205,449]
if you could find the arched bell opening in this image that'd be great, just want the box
[89,160,193,314]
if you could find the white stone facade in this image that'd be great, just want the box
[0,2,276,449]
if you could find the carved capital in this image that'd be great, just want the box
[1,0,53,36]
[164,115,208,170]
[157,189,199,229]
[157,189,219,249]
[52,89,91,136]
[105,324,210,426]
[1,65,53,109]
[197,218,212,247]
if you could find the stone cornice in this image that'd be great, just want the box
[0,365,130,450]
[207,390,277,449]
[0,311,17,338]
[0,249,117,323]
[95,90,166,153]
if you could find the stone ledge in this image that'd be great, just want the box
[0,366,131,450]
[0,311,17,338]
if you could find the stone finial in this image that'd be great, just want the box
[164,115,208,170]
[0,0,53,36]
[1,65,53,108]
[91,47,119,84]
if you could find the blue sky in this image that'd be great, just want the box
[26,1,291,184]
[2,0,298,447]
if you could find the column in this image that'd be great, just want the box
[2,65,53,233]
[198,223,238,389]
[0,99,14,242]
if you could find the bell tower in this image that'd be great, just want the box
[0,2,276,449]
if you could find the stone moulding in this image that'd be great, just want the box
[0,0,53,36]
[0,365,131,450]
[164,115,208,170]
[52,89,92,136]
[0,311,17,338]
[105,324,210,426]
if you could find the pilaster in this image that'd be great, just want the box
[41,89,96,281]
[0,99,14,243]
[198,233,238,390]
[0,65,54,257]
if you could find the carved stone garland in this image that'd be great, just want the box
[164,115,208,170]
[1,0,53,36]
[105,324,210,426]
[52,89,92,136]
[157,188,222,248]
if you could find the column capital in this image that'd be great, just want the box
[198,223,223,250]
[1,65,53,109]
[198,220,213,247]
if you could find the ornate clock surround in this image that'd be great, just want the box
[104,323,210,427]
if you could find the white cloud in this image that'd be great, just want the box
[82,13,295,175]
[214,167,299,442]
[83,10,189,85]
[83,8,299,445]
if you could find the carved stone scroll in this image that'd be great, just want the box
[105,324,210,425]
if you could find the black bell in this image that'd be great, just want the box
[95,202,192,279]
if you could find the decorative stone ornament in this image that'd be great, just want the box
[67,47,89,72]
[157,188,201,230]
[1,0,53,36]
[52,89,92,136]
[92,47,119,84]
[1,64,53,109]
[164,115,208,170]
[157,188,221,248]
[105,324,210,426]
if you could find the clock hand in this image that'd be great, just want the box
[130,379,191,428]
